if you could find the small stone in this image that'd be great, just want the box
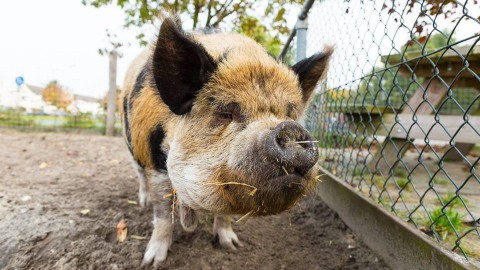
[21,195,32,202]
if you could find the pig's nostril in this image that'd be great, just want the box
[265,121,319,177]
[276,137,286,148]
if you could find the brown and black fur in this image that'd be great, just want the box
[120,15,332,266]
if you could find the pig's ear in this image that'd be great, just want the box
[152,18,217,115]
[291,48,333,103]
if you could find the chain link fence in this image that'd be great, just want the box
[291,0,480,262]
[0,107,116,134]
[0,83,121,134]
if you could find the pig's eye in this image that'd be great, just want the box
[219,112,233,121]
[212,111,234,127]
[214,102,244,126]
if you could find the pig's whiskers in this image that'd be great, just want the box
[203,181,258,196]
[295,140,319,144]
[314,174,326,183]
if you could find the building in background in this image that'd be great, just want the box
[0,79,102,115]
[68,94,103,115]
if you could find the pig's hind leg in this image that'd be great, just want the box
[132,160,148,207]
[213,215,243,250]
[141,171,174,266]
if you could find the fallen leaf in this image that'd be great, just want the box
[127,200,137,205]
[130,235,146,240]
[80,209,90,215]
[116,219,127,242]
[39,162,48,169]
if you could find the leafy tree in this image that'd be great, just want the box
[402,30,456,54]
[357,0,479,37]
[82,0,304,52]
[234,15,283,56]
[41,81,73,110]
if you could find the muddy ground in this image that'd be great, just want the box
[0,130,389,270]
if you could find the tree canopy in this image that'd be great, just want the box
[42,81,73,110]
[82,0,305,54]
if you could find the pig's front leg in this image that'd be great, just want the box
[213,215,243,250]
[180,202,198,233]
[141,172,174,267]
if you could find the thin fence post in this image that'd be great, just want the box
[106,50,117,136]
[295,17,308,63]
[296,16,308,126]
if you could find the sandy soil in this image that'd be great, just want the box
[0,130,389,270]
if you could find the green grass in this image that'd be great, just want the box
[0,110,113,133]
[430,208,464,240]
[396,178,412,191]
[392,167,408,178]
[434,177,450,185]
[440,192,465,207]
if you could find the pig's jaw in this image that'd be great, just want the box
[165,124,319,216]
[166,139,227,212]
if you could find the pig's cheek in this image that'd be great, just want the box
[166,159,217,210]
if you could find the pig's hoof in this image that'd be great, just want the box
[214,228,243,251]
[141,238,170,267]
[180,204,198,233]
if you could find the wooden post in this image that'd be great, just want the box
[106,50,117,136]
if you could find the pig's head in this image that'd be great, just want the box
[153,18,332,216]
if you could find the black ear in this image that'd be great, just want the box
[292,48,333,103]
[152,18,217,115]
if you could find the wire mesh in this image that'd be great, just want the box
[301,0,480,261]
[0,107,118,134]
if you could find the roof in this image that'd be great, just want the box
[74,94,101,103]
[26,84,43,95]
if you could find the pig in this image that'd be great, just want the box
[120,14,332,266]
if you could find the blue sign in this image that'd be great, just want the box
[15,76,24,86]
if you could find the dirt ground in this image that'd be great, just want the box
[0,130,389,270]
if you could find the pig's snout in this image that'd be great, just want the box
[265,121,319,176]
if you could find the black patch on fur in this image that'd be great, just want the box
[130,66,147,105]
[123,95,133,152]
[149,123,168,171]
[152,18,217,115]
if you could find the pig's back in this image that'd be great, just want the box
[194,33,269,62]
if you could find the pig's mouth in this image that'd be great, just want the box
[209,164,317,216]
[203,121,321,216]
